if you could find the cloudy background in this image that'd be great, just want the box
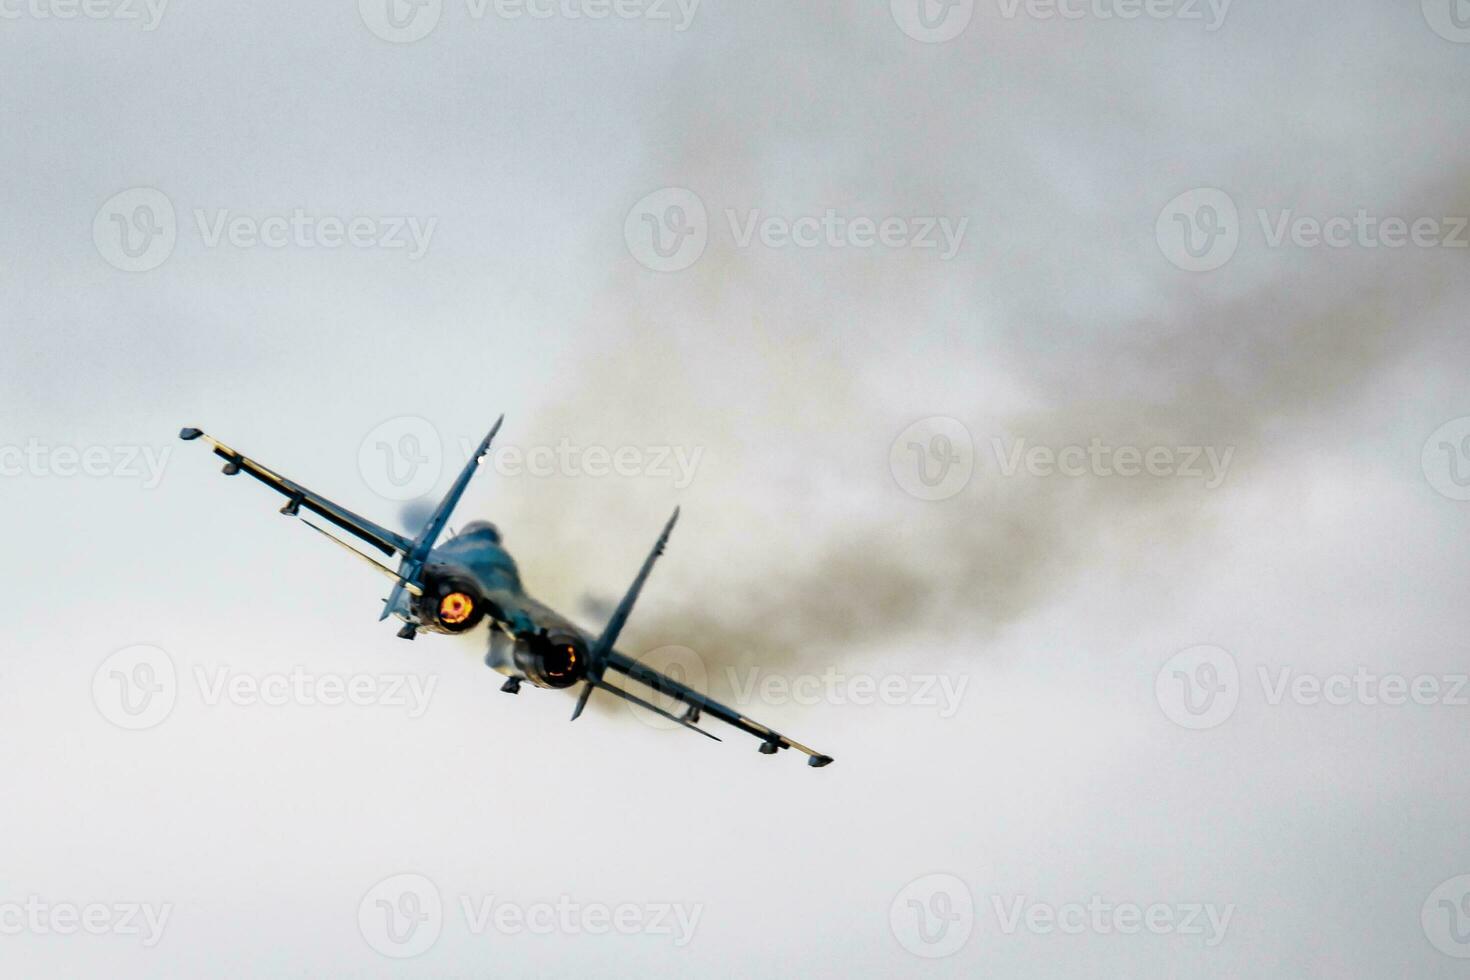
[3,0,1470,975]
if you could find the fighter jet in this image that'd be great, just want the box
[177,419,833,767]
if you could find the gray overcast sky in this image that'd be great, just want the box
[4,1,1470,976]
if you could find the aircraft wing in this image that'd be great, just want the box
[602,648,835,767]
[178,427,412,557]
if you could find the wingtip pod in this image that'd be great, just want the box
[179,427,203,441]
[808,754,834,768]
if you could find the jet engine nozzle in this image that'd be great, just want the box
[415,570,487,633]
[513,631,588,689]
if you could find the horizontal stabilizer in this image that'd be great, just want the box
[588,677,721,741]
[606,650,834,766]
[298,519,423,596]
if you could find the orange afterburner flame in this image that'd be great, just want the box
[438,592,475,626]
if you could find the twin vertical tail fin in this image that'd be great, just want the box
[570,506,680,721]
[570,508,836,766]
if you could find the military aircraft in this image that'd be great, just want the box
[178,419,833,767]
